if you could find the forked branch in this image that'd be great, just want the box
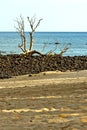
[27,16,43,51]
[27,16,43,33]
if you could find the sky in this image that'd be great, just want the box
[0,0,87,32]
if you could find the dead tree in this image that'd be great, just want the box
[15,15,27,53]
[27,16,43,51]
[15,15,43,55]
[15,16,70,56]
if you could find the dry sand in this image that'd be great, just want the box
[0,70,87,130]
[0,70,87,88]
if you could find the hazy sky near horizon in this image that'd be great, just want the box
[0,0,87,32]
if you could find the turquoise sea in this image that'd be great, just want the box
[0,32,87,56]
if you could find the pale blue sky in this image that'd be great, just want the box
[0,0,87,32]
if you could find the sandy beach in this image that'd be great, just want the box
[0,70,87,130]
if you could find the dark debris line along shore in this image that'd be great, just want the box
[0,54,87,79]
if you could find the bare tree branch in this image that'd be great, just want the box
[15,15,27,53]
[27,16,43,51]
[33,18,43,32]
[27,16,43,32]
[59,43,71,56]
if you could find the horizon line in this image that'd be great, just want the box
[0,31,87,33]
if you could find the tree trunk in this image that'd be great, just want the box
[29,32,33,51]
[23,35,26,51]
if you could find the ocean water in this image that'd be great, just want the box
[0,32,87,56]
